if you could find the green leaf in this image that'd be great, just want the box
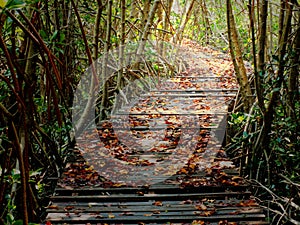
[272,87,280,93]
[50,30,58,41]
[243,131,248,138]
[40,29,47,39]
[231,113,238,119]
[60,33,65,42]
[5,0,25,9]
[13,220,23,225]
[0,0,7,8]
[275,160,281,166]
[237,115,245,123]
[276,147,285,153]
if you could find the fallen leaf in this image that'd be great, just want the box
[236,199,257,207]
[194,204,207,211]
[108,213,115,218]
[229,210,240,215]
[64,206,75,211]
[47,205,59,210]
[120,211,135,216]
[152,201,163,206]
[194,209,215,216]
[192,220,205,225]
[180,199,193,204]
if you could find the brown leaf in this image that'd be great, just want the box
[136,191,144,196]
[64,206,75,211]
[120,211,135,216]
[194,204,207,211]
[180,199,193,204]
[231,176,243,181]
[236,199,257,207]
[229,210,240,215]
[108,213,115,218]
[47,205,59,210]
[152,210,160,214]
[192,220,205,225]
[194,210,215,217]
[152,201,163,206]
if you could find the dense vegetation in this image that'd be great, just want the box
[0,0,299,224]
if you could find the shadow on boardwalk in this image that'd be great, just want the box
[46,40,268,225]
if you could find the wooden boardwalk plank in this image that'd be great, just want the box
[47,213,266,223]
[141,93,237,98]
[46,44,268,224]
[149,89,238,92]
[51,191,252,202]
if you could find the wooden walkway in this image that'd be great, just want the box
[46,42,267,224]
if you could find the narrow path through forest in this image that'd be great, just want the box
[46,40,267,225]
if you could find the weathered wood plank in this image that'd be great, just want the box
[51,191,252,202]
[149,89,238,92]
[47,205,263,214]
[54,183,249,195]
[141,93,237,98]
[114,111,229,116]
[46,213,266,223]
[47,198,256,207]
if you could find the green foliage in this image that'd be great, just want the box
[6,0,24,9]
[270,103,300,183]
[0,0,25,10]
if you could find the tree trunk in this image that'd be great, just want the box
[71,0,98,133]
[288,9,300,118]
[159,0,174,56]
[200,0,212,44]
[163,0,174,41]
[173,0,196,44]
[128,0,139,40]
[117,0,126,89]
[227,0,253,112]
[11,123,29,225]
[137,0,160,56]
[256,0,294,172]
[141,0,151,31]
[278,0,286,43]
[256,0,268,111]
[93,0,104,61]
[100,0,113,120]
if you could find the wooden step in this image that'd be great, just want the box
[114,111,229,116]
[142,93,237,98]
[54,182,248,196]
[51,191,252,202]
[47,212,266,224]
[149,89,238,93]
